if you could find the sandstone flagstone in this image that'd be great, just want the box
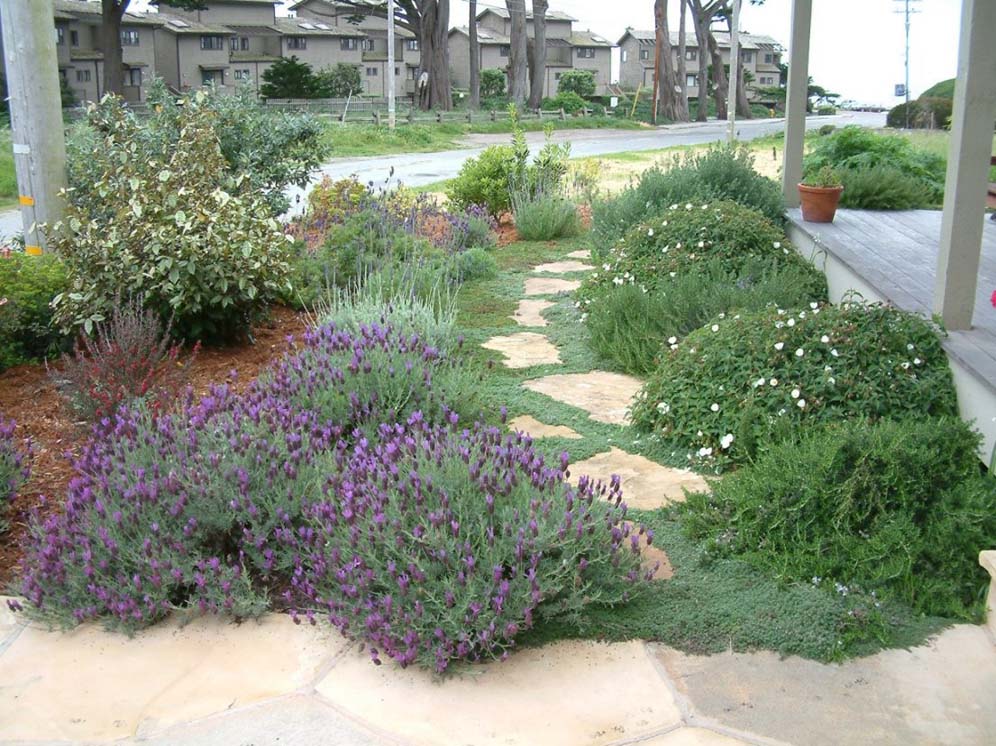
[532,260,595,274]
[523,277,581,296]
[482,332,561,369]
[567,249,592,259]
[654,624,996,746]
[507,414,582,440]
[640,727,752,745]
[512,298,555,327]
[0,613,341,743]
[315,640,683,746]
[523,371,643,425]
[569,448,710,509]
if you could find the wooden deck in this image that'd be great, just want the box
[786,208,996,464]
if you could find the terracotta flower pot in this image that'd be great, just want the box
[798,184,844,223]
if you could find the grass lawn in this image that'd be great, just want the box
[454,231,950,662]
[0,128,17,210]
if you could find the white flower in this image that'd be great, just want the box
[787,318,796,327]
[656,402,671,414]
[907,343,915,351]
[697,446,713,457]
[778,408,786,416]
[901,361,911,370]
[613,276,624,286]
[668,336,678,345]
[810,302,819,310]
[753,377,766,388]
[647,228,654,237]
[711,324,720,332]
[670,343,679,350]
[720,433,734,450]
[914,357,922,365]
[669,271,677,277]
[799,311,807,319]
[777,308,786,315]
[773,241,782,249]
[662,220,668,226]
[797,399,807,408]
[791,388,801,399]
[774,342,785,351]
[820,334,830,343]
[718,313,726,319]
[602,263,611,271]
[828,377,836,385]
[830,348,840,357]
[685,203,694,210]
[698,241,705,248]
[710,403,720,412]
[795,348,805,357]
[769,378,779,386]
[775,321,785,329]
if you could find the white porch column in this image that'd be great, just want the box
[933,0,996,331]
[781,0,812,208]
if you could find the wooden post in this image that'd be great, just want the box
[490,109,497,121]
[407,107,415,124]
[933,0,996,330]
[781,0,813,208]
[467,109,473,123]
[436,111,443,123]
[0,0,67,253]
[726,0,741,143]
[374,110,381,126]
[560,107,566,121]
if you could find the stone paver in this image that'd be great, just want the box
[508,414,582,440]
[654,624,996,746]
[523,371,643,425]
[640,727,752,745]
[523,277,581,296]
[482,332,561,369]
[512,298,555,327]
[569,448,710,509]
[567,249,592,260]
[532,260,595,274]
[641,544,675,580]
[127,696,384,746]
[315,640,683,746]
[0,614,341,743]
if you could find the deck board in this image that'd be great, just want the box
[786,208,996,394]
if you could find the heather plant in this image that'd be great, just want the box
[680,418,995,619]
[578,201,813,310]
[631,302,958,466]
[837,166,934,210]
[591,144,785,251]
[585,259,828,375]
[54,298,198,423]
[50,93,293,342]
[1,417,30,534]
[288,416,652,670]
[0,249,69,371]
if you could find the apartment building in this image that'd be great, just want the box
[449,8,614,99]
[617,28,783,101]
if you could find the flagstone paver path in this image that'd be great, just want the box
[481,331,562,369]
[523,276,581,296]
[569,448,710,510]
[507,414,582,440]
[524,371,643,425]
[511,298,555,327]
[532,260,596,274]
[567,249,592,259]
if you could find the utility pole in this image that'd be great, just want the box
[894,0,920,129]
[726,0,741,142]
[387,0,396,129]
[651,12,663,125]
[0,0,67,254]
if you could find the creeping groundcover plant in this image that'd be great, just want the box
[13,321,653,672]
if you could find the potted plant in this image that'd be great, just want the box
[799,165,844,223]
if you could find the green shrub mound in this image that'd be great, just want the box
[886,97,953,131]
[585,259,827,375]
[680,418,995,619]
[446,145,519,218]
[591,145,785,251]
[631,302,958,464]
[838,166,934,211]
[579,200,814,306]
[0,252,68,371]
[542,91,588,114]
[802,126,945,207]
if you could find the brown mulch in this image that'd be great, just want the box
[0,305,310,589]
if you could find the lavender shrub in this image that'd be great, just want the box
[1,417,31,533]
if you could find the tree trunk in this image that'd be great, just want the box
[101,0,127,97]
[688,0,709,121]
[415,0,452,110]
[527,0,548,110]
[505,0,528,106]
[725,13,752,118]
[468,0,480,108]
[706,30,728,120]
[677,0,688,116]
[654,0,684,122]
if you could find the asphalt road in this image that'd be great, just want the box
[0,111,886,238]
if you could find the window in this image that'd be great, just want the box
[56,27,65,45]
[361,38,375,51]
[230,36,249,51]
[286,36,307,50]
[639,48,649,61]
[200,35,224,50]
[405,39,419,51]
[576,47,595,59]
[126,68,142,87]
[202,69,224,86]
[764,52,774,64]
[395,66,400,76]
[76,69,91,82]
[555,72,562,80]
[686,73,697,88]
[70,30,79,47]
[341,38,358,50]
[234,69,251,81]
[499,45,509,57]
[741,50,754,63]
[121,29,140,46]
[621,49,628,62]
[685,49,697,61]
[366,67,378,76]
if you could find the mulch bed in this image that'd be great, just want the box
[0,305,310,589]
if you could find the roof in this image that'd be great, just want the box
[274,18,366,36]
[449,26,511,46]
[570,31,613,48]
[478,7,577,22]
[155,14,233,34]
[54,0,162,26]
[617,28,782,52]
[227,24,281,36]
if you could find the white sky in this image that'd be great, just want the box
[134,0,962,106]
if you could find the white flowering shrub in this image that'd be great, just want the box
[631,302,958,465]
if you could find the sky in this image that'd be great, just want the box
[135,0,963,106]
